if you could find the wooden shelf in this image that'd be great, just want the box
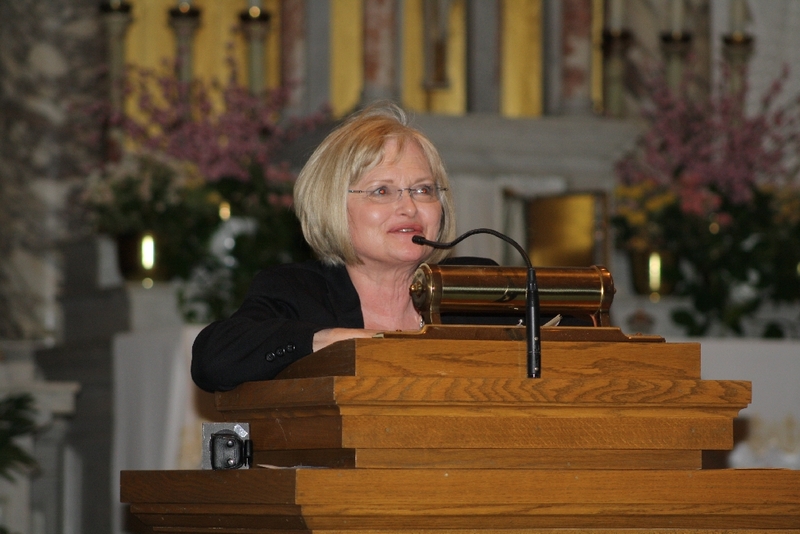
[122,468,800,531]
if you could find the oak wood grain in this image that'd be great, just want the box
[253,447,701,470]
[274,338,701,380]
[246,413,732,450]
[121,468,800,531]
[216,376,749,465]
[219,377,746,412]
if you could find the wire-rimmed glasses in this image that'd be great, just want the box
[347,184,447,204]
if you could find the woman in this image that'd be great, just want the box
[191,103,457,392]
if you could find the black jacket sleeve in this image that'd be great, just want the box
[191,257,503,392]
[191,262,363,392]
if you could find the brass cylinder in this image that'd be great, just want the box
[410,263,615,326]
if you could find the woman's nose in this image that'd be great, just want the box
[395,189,418,212]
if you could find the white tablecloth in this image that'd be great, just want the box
[112,324,218,533]
[697,338,800,468]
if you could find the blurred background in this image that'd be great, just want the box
[1,1,799,533]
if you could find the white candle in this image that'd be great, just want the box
[670,0,684,35]
[730,0,747,35]
[141,234,155,271]
[608,0,624,33]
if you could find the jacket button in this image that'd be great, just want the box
[276,348,285,356]
[286,344,296,352]
[265,352,276,362]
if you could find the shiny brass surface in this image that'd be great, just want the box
[410,263,615,326]
[381,325,663,343]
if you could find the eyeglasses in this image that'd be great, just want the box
[347,184,447,204]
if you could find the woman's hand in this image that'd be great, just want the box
[312,328,380,352]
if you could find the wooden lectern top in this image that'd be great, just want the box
[274,326,696,380]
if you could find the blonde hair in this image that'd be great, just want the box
[294,102,456,266]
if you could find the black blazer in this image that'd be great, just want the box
[192,261,360,392]
[191,257,498,392]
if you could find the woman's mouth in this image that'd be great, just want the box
[391,225,423,234]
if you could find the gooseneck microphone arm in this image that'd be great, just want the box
[412,228,541,378]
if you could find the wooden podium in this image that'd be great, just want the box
[121,327,800,532]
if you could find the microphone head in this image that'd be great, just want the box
[411,235,426,245]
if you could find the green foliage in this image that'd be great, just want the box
[665,188,800,336]
[83,153,223,280]
[616,185,800,337]
[81,59,329,322]
[177,172,313,323]
[0,393,37,481]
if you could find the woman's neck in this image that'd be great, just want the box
[346,263,422,331]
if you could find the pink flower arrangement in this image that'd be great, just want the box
[117,59,327,205]
[613,66,800,337]
[81,57,330,321]
[615,66,800,247]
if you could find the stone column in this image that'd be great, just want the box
[466,0,500,113]
[423,0,452,90]
[30,416,71,534]
[661,33,692,91]
[307,2,331,113]
[100,2,132,114]
[603,0,631,117]
[542,0,563,115]
[660,0,691,91]
[561,0,594,114]
[281,0,329,115]
[602,30,630,118]
[100,1,132,162]
[722,34,753,97]
[602,0,630,118]
[240,3,272,94]
[361,0,400,104]
[722,0,752,97]
[169,2,201,83]
[281,0,307,113]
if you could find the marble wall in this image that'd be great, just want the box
[0,2,119,534]
[0,0,108,341]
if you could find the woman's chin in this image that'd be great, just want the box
[381,248,431,269]
[355,235,434,269]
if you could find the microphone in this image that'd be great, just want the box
[412,229,541,379]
